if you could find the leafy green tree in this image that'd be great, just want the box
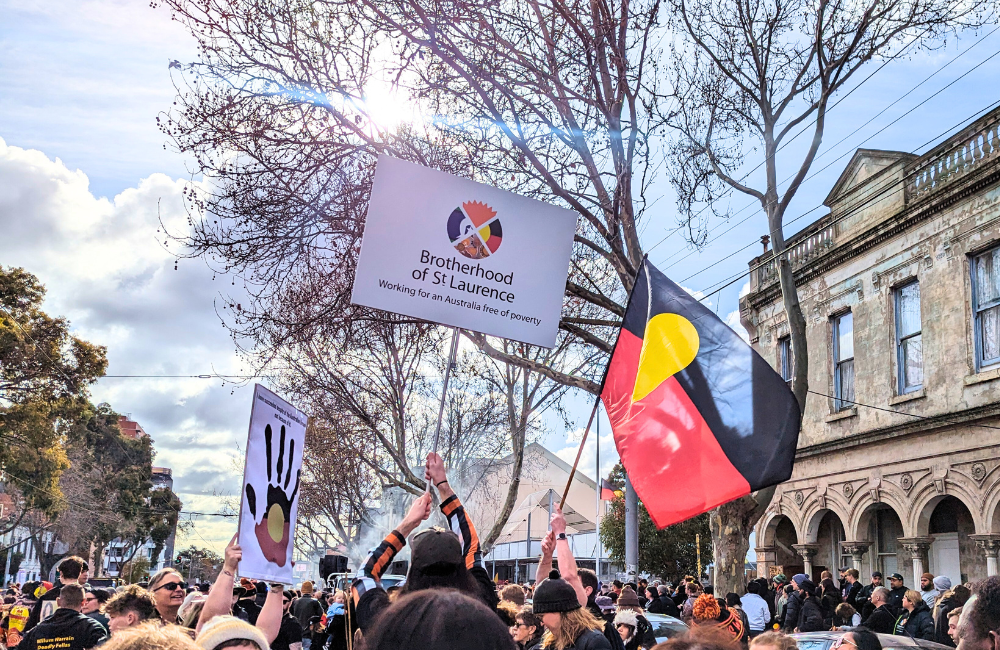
[0,266,107,523]
[599,464,712,582]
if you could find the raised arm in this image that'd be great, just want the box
[255,584,283,644]
[426,452,481,569]
[536,531,556,584]
[351,492,431,604]
[551,507,587,607]
[197,534,241,634]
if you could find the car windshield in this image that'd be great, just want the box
[651,618,689,642]
[794,639,832,650]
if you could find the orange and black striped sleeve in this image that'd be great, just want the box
[440,494,483,570]
[351,529,405,604]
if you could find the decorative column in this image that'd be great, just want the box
[841,541,871,573]
[793,544,820,579]
[899,537,934,588]
[970,535,1000,576]
[755,547,777,580]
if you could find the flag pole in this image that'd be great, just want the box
[559,394,601,510]
[428,327,461,491]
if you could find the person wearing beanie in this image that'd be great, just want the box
[196,615,270,650]
[690,593,745,643]
[349,452,498,645]
[613,609,638,646]
[933,583,969,647]
[538,558,620,647]
[289,581,322,650]
[532,577,610,650]
[919,573,940,609]
[613,587,655,650]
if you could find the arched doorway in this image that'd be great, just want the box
[862,504,904,578]
[764,515,803,578]
[927,496,979,583]
[813,510,849,579]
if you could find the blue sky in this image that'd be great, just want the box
[3,0,1000,553]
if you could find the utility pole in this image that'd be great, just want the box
[625,475,638,580]
[696,534,702,580]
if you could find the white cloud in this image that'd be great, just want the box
[0,138,248,551]
[551,426,619,483]
[738,281,751,298]
[725,309,750,343]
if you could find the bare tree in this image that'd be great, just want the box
[667,0,992,592]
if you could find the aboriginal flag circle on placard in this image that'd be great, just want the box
[447,201,503,259]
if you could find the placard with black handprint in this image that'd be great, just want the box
[239,384,308,582]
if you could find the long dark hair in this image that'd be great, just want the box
[364,589,515,650]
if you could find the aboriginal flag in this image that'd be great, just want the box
[600,259,800,528]
[600,479,622,501]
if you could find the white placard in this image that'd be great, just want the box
[351,155,577,348]
[238,384,308,583]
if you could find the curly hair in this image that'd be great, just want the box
[104,584,159,622]
[693,593,721,622]
[100,623,197,650]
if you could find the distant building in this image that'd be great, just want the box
[741,107,1000,587]
[468,442,616,583]
[101,419,180,578]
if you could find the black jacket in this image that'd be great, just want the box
[934,595,963,646]
[863,605,897,634]
[22,584,63,634]
[887,586,908,617]
[271,613,304,650]
[844,582,863,610]
[19,608,107,650]
[782,591,803,631]
[797,599,826,633]
[572,629,614,650]
[647,595,680,618]
[588,602,626,650]
[901,602,936,641]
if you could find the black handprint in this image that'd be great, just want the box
[245,422,300,566]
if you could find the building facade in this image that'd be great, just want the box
[741,108,1000,588]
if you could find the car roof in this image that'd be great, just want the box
[791,632,951,649]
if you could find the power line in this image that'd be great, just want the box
[650,27,1000,270]
[689,96,1000,302]
[644,26,945,257]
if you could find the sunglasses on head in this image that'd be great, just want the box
[154,581,185,592]
[832,637,857,649]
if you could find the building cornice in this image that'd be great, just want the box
[747,159,1000,311]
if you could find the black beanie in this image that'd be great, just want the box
[532,578,581,614]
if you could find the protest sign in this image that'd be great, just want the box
[352,155,577,348]
[238,384,308,583]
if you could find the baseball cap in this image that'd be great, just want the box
[871,571,883,578]
[889,573,904,581]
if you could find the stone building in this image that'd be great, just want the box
[741,107,1000,588]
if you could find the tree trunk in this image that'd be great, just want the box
[482,425,526,551]
[709,486,775,594]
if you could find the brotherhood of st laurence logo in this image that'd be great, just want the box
[447,201,503,260]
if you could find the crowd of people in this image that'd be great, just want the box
[0,455,996,650]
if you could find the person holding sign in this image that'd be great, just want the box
[194,534,283,646]
[351,452,498,639]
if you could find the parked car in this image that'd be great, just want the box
[646,613,689,644]
[792,631,952,650]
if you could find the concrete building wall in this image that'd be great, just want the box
[743,108,1000,587]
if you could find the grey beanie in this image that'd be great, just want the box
[934,576,952,592]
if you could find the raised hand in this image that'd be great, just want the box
[541,530,556,557]
[245,423,300,566]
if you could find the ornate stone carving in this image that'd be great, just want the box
[794,491,805,506]
[899,473,913,491]
[793,544,819,560]
[843,483,854,499]
[841,541,870,560]
[970,535,1000,556]
[972,462,987,482]
[870,487,880,503]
